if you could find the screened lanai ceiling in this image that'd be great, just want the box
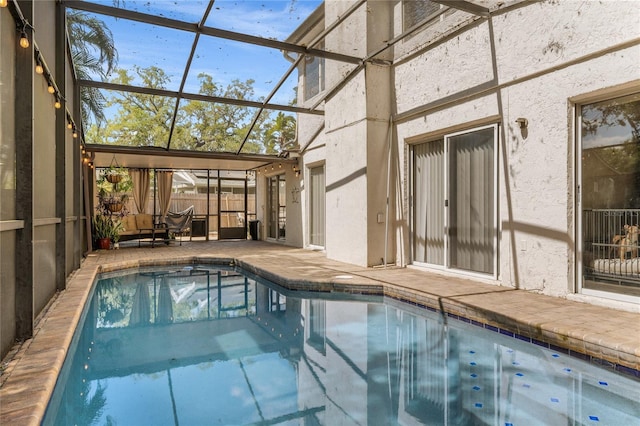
[64,0,509,170]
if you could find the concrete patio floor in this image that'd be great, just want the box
[1,240,639,424]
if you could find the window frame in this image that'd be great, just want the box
[575,89,640,304]
[410,124,499,279]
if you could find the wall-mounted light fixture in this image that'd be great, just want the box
[515,117,528,129]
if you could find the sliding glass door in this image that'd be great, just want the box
[267,174,286,240]
[413,125,497,276]
[578,92,640,298]
[309,165,325,247]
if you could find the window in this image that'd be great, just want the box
[412,125,497,276]
[267,174,286,240]
[578,92,640,297]
[304,46,325,101]
[403,0,443,30]
[309,165,325,247]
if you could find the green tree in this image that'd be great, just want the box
[175,73,269,153]
[88,66,178,147]
[264,112,297,154]
[87,68,274,153]
[67,9,118,125]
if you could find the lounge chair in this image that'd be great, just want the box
[163,206,194,245]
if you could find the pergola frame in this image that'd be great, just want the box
[62,0,494,169]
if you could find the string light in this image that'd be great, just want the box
[19,29,29,48]
[0,0,8,8]
[54,95,61,109]
[35,62,43,74]
[47,83,55,94]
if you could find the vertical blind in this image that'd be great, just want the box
[413,127,495,275]
[310,166,325,246]
[448,128,495,274]
[413,140,445,265]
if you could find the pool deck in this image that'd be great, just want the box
[1,240,639,424]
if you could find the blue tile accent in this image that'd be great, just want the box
[551,398,560,403]
[500,328,514,337]
[563,368,572,373]
[549,345,569,354]
[532,339,548,348]
[470,373,478,378]
[569,350,590,361]
[473,386,481,391]
[505,423,514,426]
[615,364,640,377]
[515,372,524,377]
[475,403,483,408]
[470,362,477,366]
[589,415,599,421]
[486,324,499,332]
[598,381,608,386]
[469,350,476,354]
[516,333,531,342]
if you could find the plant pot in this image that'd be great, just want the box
[106,202,123,212]
[106,174,122,184]
[97,238,111,250]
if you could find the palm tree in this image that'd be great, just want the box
[67,9,118,125]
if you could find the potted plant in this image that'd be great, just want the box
[103,165,129,184]
[93,214,123,249]
[97,165,132,214]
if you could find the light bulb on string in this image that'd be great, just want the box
[35,63,43,74]
[47,84,55,94]
[54,96,61,109]
[0,0,8,8]
[19,30,29,48]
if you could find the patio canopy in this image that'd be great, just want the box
[61,0,508,170]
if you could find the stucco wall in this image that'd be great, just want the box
[294,0,639,308]
[392,0,640,305]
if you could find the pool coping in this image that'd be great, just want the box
[1,250,639,425]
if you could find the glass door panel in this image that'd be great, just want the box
[309,166,325,247]
[219,177,247,240]
[579,93,640,296]
[447,127,495,274]
[413,140,445,266]
[412,126,496,276]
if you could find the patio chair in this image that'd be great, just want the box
[163,206,194,245]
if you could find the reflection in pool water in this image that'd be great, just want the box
[44,265,639,425]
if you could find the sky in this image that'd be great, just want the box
[84,0,323,104]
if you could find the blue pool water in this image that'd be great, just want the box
[44,265,639,425]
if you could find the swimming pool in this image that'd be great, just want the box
[43,265,640,425]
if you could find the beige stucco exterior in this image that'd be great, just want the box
[291,0,640,311]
